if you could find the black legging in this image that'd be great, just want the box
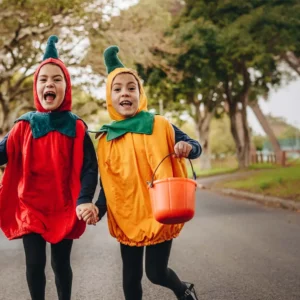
[23,233,73,300]
[120,239,187,300]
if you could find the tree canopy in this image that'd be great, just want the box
[0,0,114,132]
[1,0,300,170]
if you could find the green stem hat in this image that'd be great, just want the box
[103,45,125,74]
[43,35,59,60]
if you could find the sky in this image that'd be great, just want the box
[248,79,300,135]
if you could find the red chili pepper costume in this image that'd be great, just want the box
[0,49,87,244]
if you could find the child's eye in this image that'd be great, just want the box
[113,88,121,92]
[54,79,62,82]
[129,87,136,91]
[39,79,46,82]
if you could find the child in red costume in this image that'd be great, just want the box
[0,35,98,300]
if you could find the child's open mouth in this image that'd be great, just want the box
[44,91,56,102]
[120,100,132,107]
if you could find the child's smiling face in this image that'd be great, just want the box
[111,73,140,118]
[37,64,67,111]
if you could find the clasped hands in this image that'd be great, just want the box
[75,142,191,225]
[76,203,99,225]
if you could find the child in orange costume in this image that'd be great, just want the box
[0,36,98,300]
[88,46,201,299]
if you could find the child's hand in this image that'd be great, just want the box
[85,215,99,226]
[174,141,192,158]
[86,205,107,225]
[76,203,99,224]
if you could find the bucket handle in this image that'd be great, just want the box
[147,153,197,188]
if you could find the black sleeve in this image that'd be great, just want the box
[76,132,98,205]
[172,124,202,159]
[95,178,107,219]
[0,133,9,166]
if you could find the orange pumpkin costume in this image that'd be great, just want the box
[93,45,201,300]
[96,49,188,246]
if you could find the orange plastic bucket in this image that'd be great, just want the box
[148,153,197,224]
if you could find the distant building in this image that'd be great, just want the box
[263,138,300,159]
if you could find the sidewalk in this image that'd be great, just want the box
[196,172,300,211]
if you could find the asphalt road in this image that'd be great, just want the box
[0,190,299,300]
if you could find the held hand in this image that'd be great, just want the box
[85,215,100,226]
[174,141,192,158]
[76,203,99,222]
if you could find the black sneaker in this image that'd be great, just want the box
[180,282,199,300]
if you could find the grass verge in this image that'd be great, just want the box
[216,165,300,201]
[189,167,238,178]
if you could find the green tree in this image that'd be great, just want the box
[84,0,184,75]
[167,0,299,169]
[245,0,300,75]
[85,0,228,170]
[83,0,300,171]
[240,0,300,162]
[0,0,114,134]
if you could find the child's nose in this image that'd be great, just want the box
[121,89,129,96]
[46,81,54,87]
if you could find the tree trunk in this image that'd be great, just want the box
[228,105,251,169]
[249,101,282,163]
[0,94,10,135]
[235,110,249,167]
[197,108,213,170]
[189,95,213,170]
[226,64,252,169]
[225,81,251,168]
